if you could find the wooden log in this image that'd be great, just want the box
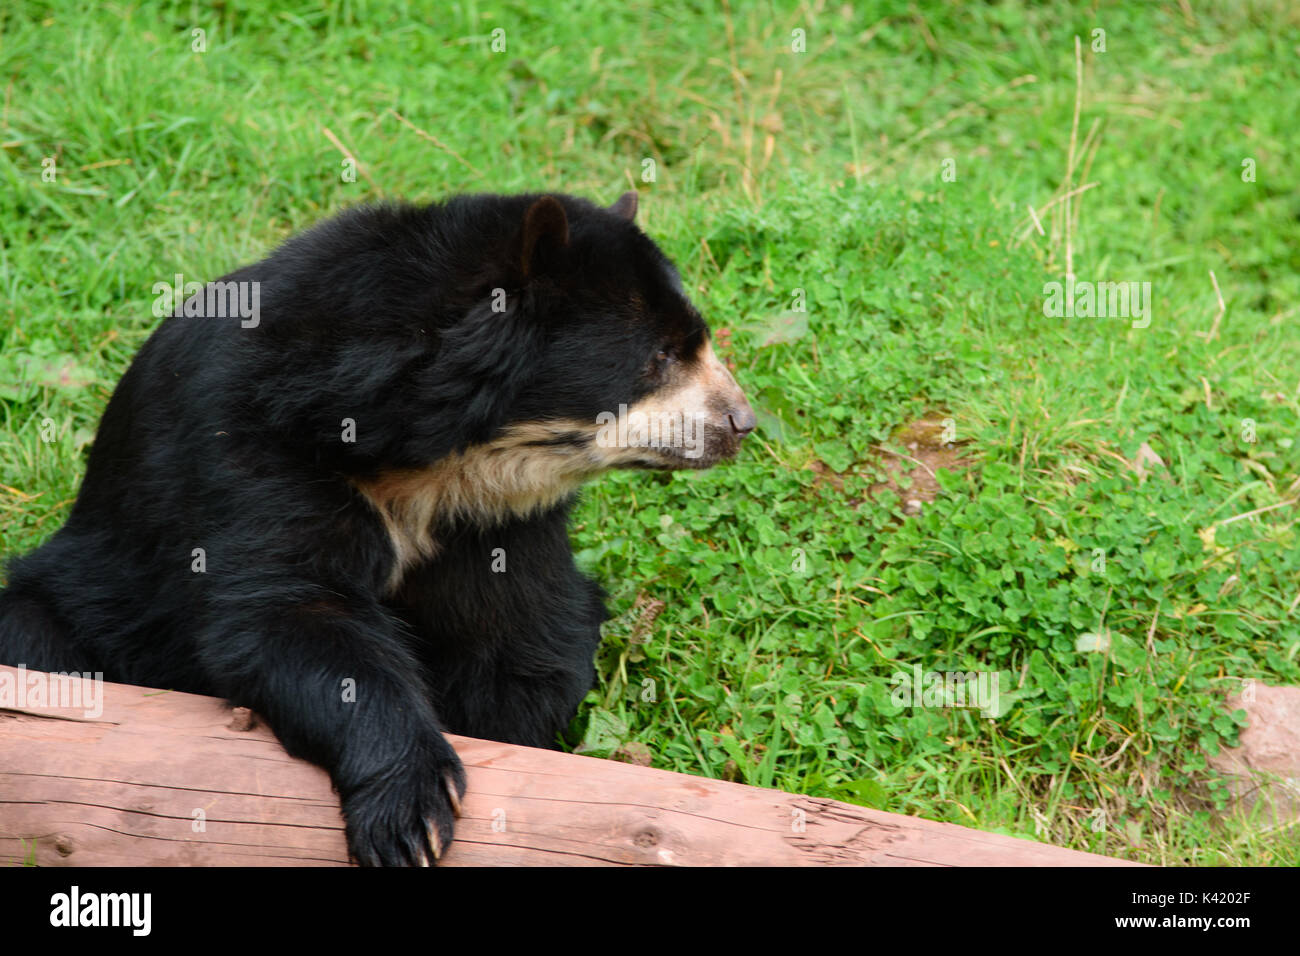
[0,665,1138,866]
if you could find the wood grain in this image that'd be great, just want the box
[0,665,1139,866]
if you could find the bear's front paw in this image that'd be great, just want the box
[341,743,467,867]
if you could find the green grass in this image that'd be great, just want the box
[2,0,1298,865]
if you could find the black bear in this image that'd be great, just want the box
[0,190,754,865]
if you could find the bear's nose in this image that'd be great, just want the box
[728,403,757,437]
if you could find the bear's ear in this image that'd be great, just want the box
[520,195,570,277]
[609,190,638,222]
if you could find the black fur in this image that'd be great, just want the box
[0,192,751,866]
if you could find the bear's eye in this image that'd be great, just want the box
[647,345,677,379]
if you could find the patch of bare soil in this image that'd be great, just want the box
[868,416,974,514]
[806,415,976,519]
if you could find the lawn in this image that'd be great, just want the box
[2,0,1297,865]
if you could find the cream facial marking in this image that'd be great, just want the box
[594,340,747,461]
[355,419,601,591]
[356,341,750,592]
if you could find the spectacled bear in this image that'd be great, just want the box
[0,190,755,866]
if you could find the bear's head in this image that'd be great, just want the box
[496,191,755,472]
[356,192,755,573]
